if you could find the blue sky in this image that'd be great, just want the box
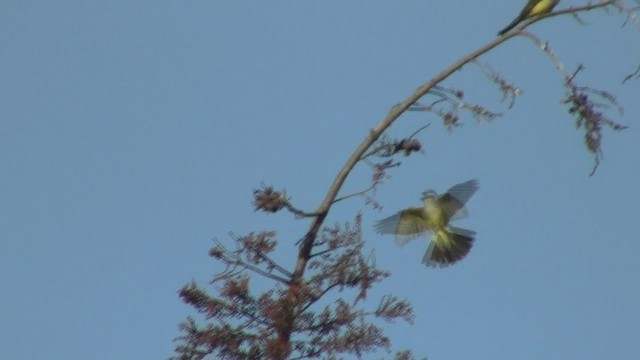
[2,1,639,359]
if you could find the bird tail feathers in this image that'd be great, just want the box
[422,226,475,267]
[497,16,524,36]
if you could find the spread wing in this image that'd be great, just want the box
[438,179,479,220]
[374,208,432,245]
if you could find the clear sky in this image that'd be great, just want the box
[2,1,639,359]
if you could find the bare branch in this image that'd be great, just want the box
[332,183,377,204]
[283,203,321,218]
[498,1,619,39]
[622,63,640,84]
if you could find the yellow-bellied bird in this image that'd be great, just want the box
[498,0,560,36]
[374,179,479,267]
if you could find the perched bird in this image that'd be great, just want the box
[374,179,479,267]
[497,0,560,36]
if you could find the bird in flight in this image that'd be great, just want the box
[374,179,479,267]
[498,0,560,36]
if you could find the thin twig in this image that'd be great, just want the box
[333,183,377,204]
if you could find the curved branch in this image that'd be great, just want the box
[283,0,630,349]
[499,1,618,39]
[295,0,624,287]
[294,19,512,281]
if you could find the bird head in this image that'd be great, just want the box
[421,190,438,201]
